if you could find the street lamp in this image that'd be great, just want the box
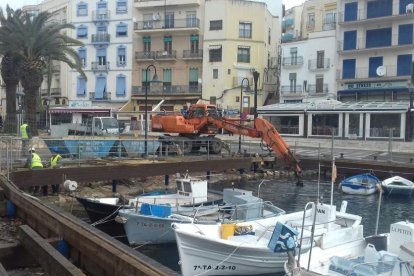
[144,64,160,157]
[252,70,260,120]
[16,90,25,135]
[239,78,252,153]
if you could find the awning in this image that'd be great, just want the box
[337,87,409,94]
[48,108,111,114]
[208,45,222,50]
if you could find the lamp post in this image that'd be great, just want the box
[253,70,260,120]
[239,78,251,153]
[144,64,160,157]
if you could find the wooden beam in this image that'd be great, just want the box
[17,225,85,276]
[11,158,252,188]
[0,263,8,276]
[0,242,36,269]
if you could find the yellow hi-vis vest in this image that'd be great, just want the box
[31,153,43,169]
[20,124,29,139]
[50,154,62,168]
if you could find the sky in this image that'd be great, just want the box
[1,0,306,12]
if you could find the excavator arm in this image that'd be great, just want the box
[207,116,301,175]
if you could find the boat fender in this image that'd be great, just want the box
[340,201,348,213]
[114,216,127,224]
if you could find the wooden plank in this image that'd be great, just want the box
[0,176,178,276]
[0,263,8,276]
[11,158,252,188]
[17,225,85,276]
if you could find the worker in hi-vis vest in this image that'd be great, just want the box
[50,147,62,195]
[25,147,45,196]
[20,122,32,157]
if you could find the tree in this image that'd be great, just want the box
[0,7,86,135]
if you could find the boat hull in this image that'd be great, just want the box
[381,176,414,197]
[382,186,414,197]
[341,184,377,195]
[339,174,379,195]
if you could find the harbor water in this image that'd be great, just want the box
[134,176,414,274]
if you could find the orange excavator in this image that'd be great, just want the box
[151,103,301,176]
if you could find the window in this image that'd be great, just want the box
[165,12,174,28]
[210,20,222,30]
[239,22,252,38]
[210,97,217,105]
[368,56,383,77]
[190,34,199,53]
[116,0,127,14]
[289,73,297,92]
[143,36,151,52]
[366,28,392,48]
[189,68,199,92]
[397,54,412,76]
[116,23,127,37]
[186,11,197,27]
[77,76,86,96]
[209,45,222,62]
[77,2,88,16]
[116,75,126,96]
[117,46,126,66]
[268,28,271,44]
[343,30,357,50]
[290,47,298,64]
[95,77,106,99]
[324,11,336,24]
[316,51,325,68]
[97,48,107,65]
[78,48,86,67]
[367,0,392,19]
[77,26,88,39]
[237,46,250,63]
[342,59,356,79]
[307,13,315,28]
[164,36,172,53]
[315,75,324,93]
[242,96,250,113]
[400,0,414,14]
[213,69,218,79]
[344,2,358,22]
[399,24,413,45]
[163,69,172,92]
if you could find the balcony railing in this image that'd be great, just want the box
[338,3,414,24]
[336,65,410,80]
[282,56,303,66]
[41,88,61,96]
[280,85,303,96]
[308,58,330,70]
[92,10,110,21]
[183,49,203,59]
[91,62,110,71]
[134,0,200,6]
[337,34,412,52]
[92,33,110,44]
[322,22,336,31]
[308,84,329,95]
[135,51,156,60]
[131,85,201,95]
[155,50,177,59]
[89,92,111,100]
[134,18,200,31]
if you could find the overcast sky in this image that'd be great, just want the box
[1,0,306,12]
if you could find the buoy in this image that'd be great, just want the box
[57,240,69,258]
[63,180,78,192]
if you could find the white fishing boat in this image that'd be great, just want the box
[117,186,286,245]
[381,176,414,197]
[172,201,363,275]
[285,221,414,276]
[339,173,379,195]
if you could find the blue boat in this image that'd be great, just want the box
[339,173,380,195]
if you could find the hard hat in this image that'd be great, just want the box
[29,147,35,152]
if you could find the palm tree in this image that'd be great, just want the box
[0,7,24,132]
[0,7,86,135]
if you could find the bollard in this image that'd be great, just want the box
[340,153,344,158]
[164,175,169,186]
[206,171,211,180]
[112,180,118,193]
[6,201,15,217]
[57,240,69,258]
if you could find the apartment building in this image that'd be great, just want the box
[280,0,337,103]
[202,0,280,114]
[336,0,414,103]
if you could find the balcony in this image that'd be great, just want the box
[133,18,200,33]
[91,33,110,44]
[183,49,203,59]
[134,0,200,8]
[280,85,303,96]
[155,50,177,60]
[337,35,413,53]
[308,59,330,71]
[322,20,336,31]
[282,56,303,66]
[135,51,156,60]
[131,84,201,96]
[338,3,414,25]
[91,62,110,72]
[92,10,110,22]
[308,84,329,95]
[89,92,111,100]
[336,65,410,82]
